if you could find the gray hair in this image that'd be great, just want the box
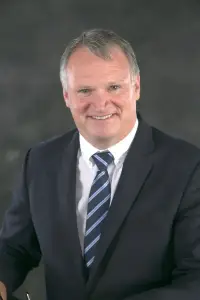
[60,28,140,89]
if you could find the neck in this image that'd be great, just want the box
[84,131,134,150]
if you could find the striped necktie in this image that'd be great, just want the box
[84,151,114,269]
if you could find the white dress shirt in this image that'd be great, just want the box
[76,119,139,252]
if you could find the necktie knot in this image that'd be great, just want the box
[92,151,114,171]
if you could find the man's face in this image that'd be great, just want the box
[63,46,140,149]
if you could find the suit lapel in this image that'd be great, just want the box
[57,131,88,286]
[87,119,155,292]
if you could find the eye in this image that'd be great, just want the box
[78,88,92,95]
[108,84,121,92]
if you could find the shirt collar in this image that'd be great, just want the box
[79,118,139,167]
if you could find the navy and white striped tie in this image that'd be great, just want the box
[84,151,114,269]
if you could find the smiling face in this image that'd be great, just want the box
[63,46,140,149]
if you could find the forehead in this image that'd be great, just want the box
[66,46,131,86]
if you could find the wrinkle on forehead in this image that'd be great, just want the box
[66,46,132,88]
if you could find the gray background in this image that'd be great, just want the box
[0,0,200,298]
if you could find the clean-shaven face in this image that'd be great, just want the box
[63,46,140,149]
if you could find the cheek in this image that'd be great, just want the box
[112,92,131,107]
[68,95,88,111]
[72,101,90,116]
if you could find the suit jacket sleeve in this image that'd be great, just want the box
[123,161,200,300]
[0,150,41,293]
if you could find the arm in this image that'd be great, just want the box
[125,161,200,300]
[0,150,41,294]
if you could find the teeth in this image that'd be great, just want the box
[92,114,112,120]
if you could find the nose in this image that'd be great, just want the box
[92,91,109,111]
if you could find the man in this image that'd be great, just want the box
[0,29,200,300]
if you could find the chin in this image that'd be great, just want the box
[92,132,118,146]
[92,130,116,139]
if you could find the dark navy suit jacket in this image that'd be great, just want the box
[0,118,200,300]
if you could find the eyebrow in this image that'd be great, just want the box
[77,79,125,87]
[77,86,94,90]
[108,78,126,84]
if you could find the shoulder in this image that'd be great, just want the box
[151,125,200,165]
[27,128,78,163]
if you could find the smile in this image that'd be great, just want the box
[91,114,113,120]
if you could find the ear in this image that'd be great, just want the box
[63,88,70,107]
[134,74,141,101]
